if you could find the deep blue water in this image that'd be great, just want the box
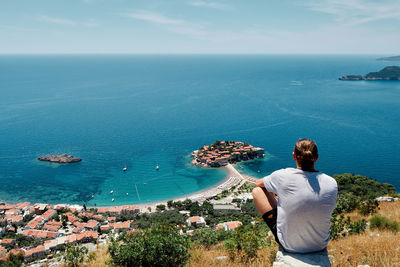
[0,55,399,206]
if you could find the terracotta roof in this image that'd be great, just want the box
[23,229,56,239]
[108,217,116,222]
[5,209,19,215]
[67,215,79,223]
[43,224,60,232]
[110,221,131,229]
[24,245,45,257]
[188,216,202,223]
[72,227,81,233]
[121,205,139,211]
[41,209,56,220]
[1,239,15,245]
[97,207,109,213]
[109,206,122,213]
[225,221,242,230]
[9,216,23,223]
[73,221,85,228]
[92,215,103,220]
[16,202,30,210]
[67,231,99,243]
[78,212,93,218]
[3,204,17,210]
[26,217,44,229]
[85,220,99,229]
[100,225,110,230]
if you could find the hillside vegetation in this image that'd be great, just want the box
[6,173,397,267]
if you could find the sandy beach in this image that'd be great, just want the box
[136,164,250,212]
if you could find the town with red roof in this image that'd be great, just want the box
[191,140,265,167]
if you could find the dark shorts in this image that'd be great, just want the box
[262,208,281,246]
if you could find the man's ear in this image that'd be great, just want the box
[292,152,296,161]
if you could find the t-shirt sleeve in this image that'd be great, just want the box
[263,171,280,194]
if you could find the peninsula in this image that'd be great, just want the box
[339,66,400,81]
[191,140,264,167]
[377,55,400,62]
[38,154,82,163]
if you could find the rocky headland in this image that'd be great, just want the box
[38,154,82,163]
[377,55,400,62]
[339,66,400,81]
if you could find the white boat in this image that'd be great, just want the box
[123,162,127,172]
[156,164,159,170]
[112,198,115,202]
[110,190,114,194]
[126,193,129,196]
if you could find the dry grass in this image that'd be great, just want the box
[83,244,110,267]
[343,199,400,223]
[188,242,278,267]
[328,231,400,267]
[328,200,400,267]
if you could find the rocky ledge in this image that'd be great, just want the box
[339,66,400,81]
[38,154,82,163]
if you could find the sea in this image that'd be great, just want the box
[0,55,399,206]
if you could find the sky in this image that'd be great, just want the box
[1,0,400,54]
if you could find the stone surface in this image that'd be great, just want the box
[376,196,399,202]
[273,247,331,267]
[38,154,82,164]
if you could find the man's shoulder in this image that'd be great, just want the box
[317,172,338,190]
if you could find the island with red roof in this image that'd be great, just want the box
[191,140,265,168]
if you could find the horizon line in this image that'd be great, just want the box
[0,52,395,56]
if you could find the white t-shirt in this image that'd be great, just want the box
[263,168,338,253]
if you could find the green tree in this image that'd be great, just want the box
[63,244,89,267]
[0,252,24,267]
[108,226,191,267]
[156,204,166,211]
[167,200,174,208]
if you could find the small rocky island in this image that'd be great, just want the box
[191,140,264,167]
[339,66,400,81]
[38,154,82,163]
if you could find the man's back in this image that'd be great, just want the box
[263,167,338,253]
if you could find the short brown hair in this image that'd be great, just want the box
[294,139,318,170]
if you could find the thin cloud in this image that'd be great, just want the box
[191,1,230,10]
[0,25,40,32]
[304,0,400,25]
[124,10,184,25]
[39,15,77,26]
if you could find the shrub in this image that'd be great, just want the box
[191,228,219,249]
[225,222,268,263]
[330,214,367,240]
[358,198,379,216]
[156,204,166,211]
[0,252,24,267]
[369,215,399,232]
[333,193,360,215]
[108,226,191,267]
[347,219,367,235]
[63,244,88,267]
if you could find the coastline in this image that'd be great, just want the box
[135,163,247,212]
[0,164,257,213]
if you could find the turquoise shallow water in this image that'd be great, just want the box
[0,55,399,205]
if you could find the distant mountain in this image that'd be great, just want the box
[377,55,400,62]
[339,66,400,81]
